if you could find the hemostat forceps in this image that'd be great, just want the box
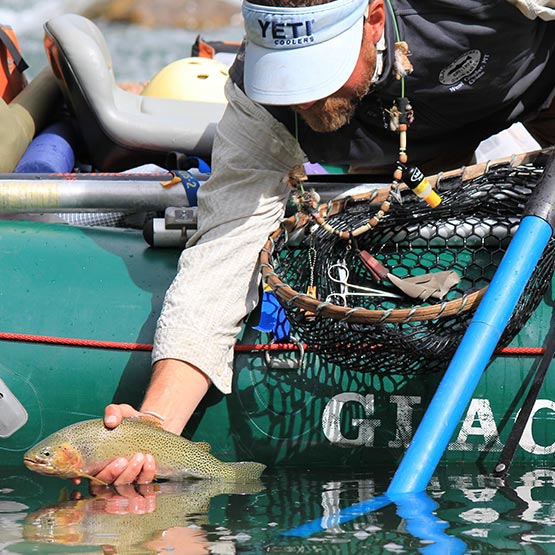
[326,262,401,306]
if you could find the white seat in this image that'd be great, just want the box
[43,14,225,171]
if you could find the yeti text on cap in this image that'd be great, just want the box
[257,18,315,46]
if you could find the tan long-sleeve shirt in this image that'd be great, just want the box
[152,80,306,393]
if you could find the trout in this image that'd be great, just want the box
[23,416,266,483]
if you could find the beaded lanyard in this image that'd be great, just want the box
[287,1,445,302]
[289,0,441,241]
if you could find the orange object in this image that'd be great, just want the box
[191,36,241,60]
[0,25,28,103]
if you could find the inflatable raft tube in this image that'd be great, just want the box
[0,67,62,172]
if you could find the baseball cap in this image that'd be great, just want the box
[242,0,369,105]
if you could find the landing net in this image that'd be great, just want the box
[260,151,555,374]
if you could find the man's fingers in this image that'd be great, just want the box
[95,405,157,485]
[92,454,149,486]
[103,404,141,428]
[93,457,130,485]
[136,454,157,484]
[111,453,153,486]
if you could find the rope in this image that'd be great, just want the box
[0,332,152,351]
[0,331,547,357]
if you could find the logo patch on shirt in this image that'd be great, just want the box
[439,50,489,90]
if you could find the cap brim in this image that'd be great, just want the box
[244,18,363,106]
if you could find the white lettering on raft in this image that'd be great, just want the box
[322,393,381,446]
[323,394,555,454]
[519,400,555,455]
[448,399,504,452]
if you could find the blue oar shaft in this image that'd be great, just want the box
[387,214,553,495]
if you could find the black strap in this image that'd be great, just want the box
[493,309,555,478]
[0,26,28,73]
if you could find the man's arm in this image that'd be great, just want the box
[89,360,210,485]
[139,359,211,435]
[89,80,306,485]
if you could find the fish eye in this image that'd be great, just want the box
[40,448,51,457]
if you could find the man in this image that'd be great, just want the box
[87,0,555,485]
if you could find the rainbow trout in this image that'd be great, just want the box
[23,417,266,483]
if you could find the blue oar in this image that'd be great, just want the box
[387,150,555,494]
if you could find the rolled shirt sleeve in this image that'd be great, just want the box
[152,80,306,393]
[505,0,555,20]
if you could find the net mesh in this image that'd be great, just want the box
[261,153,555,375]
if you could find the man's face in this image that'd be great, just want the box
[292,28,377,133]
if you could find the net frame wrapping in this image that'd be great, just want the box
[260,149,555,374]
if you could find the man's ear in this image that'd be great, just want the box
[365,0,386,44]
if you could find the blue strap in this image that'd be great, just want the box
[172,170,200,207]
[253,289,291,341]
[185,156,211,174]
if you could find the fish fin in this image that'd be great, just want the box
[57,487,70,503]
[135,414,164,428]
[194,441,212,453]
[80,473,109,486]
[228,461,267,481]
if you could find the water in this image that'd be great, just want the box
[2,464,555,554]
[3,0,244,82]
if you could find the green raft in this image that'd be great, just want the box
[0,164,554,470]
[1,12,554,472]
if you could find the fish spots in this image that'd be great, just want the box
[24,418,266,482]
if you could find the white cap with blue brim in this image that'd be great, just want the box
[242,0,369,105]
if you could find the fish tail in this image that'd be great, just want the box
[226,461,266,481]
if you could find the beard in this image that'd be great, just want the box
[293,95,364,133]
[292,40,377,133]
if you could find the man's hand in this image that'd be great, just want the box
[71,404,157,486]
[103,402,142,428]
[71,360,211,486]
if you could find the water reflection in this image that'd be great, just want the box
[24,483,227,553]
[15,478,263,554]
[2,466,555,554]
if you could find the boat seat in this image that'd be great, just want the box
[43,14,226,171]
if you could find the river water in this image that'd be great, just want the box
[2,463,555,554]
